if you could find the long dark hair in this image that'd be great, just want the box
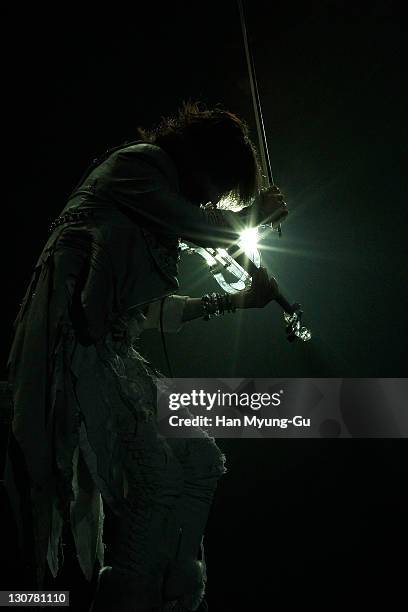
[137,101,261,207]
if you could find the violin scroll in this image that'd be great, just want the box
[284,307,312,343]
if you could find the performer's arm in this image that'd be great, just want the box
[101,145,288,247]
[181,267,280,322]
[102,147,249,248]
[143,267,279,332]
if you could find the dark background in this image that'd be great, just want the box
[2,1,407,609]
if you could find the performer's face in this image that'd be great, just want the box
[206,183,223,206]
[181,171,223,208]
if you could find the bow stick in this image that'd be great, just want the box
[180,1,312,342]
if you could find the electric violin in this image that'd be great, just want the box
[180,0,311,343]
[180,223,311,342]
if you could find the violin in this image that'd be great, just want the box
[180,222,311,342]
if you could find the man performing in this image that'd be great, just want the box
[4,102,288,611]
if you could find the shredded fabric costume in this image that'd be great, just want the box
[4,141,247,610]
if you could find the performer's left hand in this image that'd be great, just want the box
[232,266,280,309]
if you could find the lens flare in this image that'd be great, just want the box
[238,227,259,258]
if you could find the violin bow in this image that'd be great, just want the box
[236,0,311,341]
[180,1,312,342]
[237,0,281,235]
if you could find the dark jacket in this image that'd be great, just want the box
[4,141,248,586]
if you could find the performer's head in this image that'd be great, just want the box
[137,101,261,208]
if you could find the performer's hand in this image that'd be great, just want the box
[232,266,280,309]
[258,184,288,228]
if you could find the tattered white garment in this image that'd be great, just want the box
[62,295,189,581]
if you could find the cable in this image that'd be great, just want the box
[159,297,174,378]
[0,382,13,484]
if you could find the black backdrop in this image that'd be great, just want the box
[2,1,407,609]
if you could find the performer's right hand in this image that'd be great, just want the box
[257,184,289,228]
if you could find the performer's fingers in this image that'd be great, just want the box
[271,209,289,228]
[254,265,269,282]
[253,266,270,293]
[269,275,280,298]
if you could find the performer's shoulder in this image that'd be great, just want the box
[112,141,178,185]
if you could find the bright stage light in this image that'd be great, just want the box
[238,227,259,257]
